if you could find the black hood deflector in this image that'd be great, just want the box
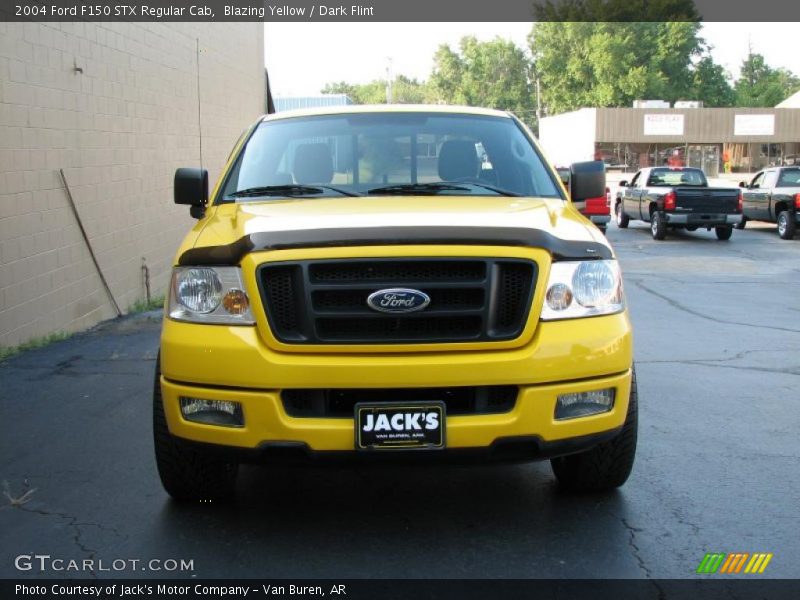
[178,226,613,266]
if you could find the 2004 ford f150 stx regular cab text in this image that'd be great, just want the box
[156,105,637,501]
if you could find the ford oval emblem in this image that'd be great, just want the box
[367,288,430,314]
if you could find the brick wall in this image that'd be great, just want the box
[0,22,265,348]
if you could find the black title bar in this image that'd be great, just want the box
[4,579,800,600]
[2,0,800,22]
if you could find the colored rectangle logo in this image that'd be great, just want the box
[697,553,772,574]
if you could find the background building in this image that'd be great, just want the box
[0,22,265,349]
[777,91,800,108]
[273,94,352,112]
[539,104,800,177]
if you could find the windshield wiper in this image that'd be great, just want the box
[367,181,521,197]
[227,184,360,199]
[367,182,471,195]
[458,182,522,197]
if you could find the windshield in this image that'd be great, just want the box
[219,112,562,201]
[646,168,707,187]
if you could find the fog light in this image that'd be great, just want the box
[555,388,615,420]
[179,397,244,427]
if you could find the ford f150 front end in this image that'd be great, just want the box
[155,105,637,501]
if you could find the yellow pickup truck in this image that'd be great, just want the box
[155,105,636,501]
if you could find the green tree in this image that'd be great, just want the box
[322,77,432,105]
[392,75,434,104]
[528,22,736,114]
[429,44,467,105]
[322,80,384,104]
[734,53,800,107]
[691,56,734,107]
[429,36,536,123]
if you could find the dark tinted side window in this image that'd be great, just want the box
[777,168,800,187]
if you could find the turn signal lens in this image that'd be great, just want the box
[222,289,250,315]
[545,283,573,311]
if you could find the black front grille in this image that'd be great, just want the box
[257,258,536,345]
[494,262,533,334]
[282,386,518,418]
[312,288,485,312]
[260,265,304,341]
[309,261,487,283]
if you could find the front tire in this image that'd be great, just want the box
[777,211,796,240]
[153,355,239,502]
[615,202,629,228]
[551,367,638,493]
[715,226,733,241]
[650,211,667,240]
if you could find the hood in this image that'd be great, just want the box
[179,196,611,265]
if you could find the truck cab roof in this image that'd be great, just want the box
[262,104,514,123]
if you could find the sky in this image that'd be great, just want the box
[264,22,799,98]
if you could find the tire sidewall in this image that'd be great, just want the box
[651,212,666,240]
[777,211,795,239]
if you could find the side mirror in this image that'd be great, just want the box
[174,168,208,218]
[738,181,746,188]
[618,180,628,188]
[570,160,606,203]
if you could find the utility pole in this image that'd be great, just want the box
[385,57,393,104]
[535,77,542,134]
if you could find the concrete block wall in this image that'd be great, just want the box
[0,22,265,348]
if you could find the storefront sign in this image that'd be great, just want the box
[734,114,775,136]
[643,114,684,135]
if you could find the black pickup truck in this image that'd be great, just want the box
[738,166,800,239]
[614,167,742,240]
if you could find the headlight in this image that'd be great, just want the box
[175,267,222,313]
[169,267,255,325]
[541,260,624,320]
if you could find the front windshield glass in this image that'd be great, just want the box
[219,112,562,201]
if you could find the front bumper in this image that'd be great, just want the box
[161,370,631,453]
[160,312,633,453]
[176,428,625,464]
[589,215,611,227]
[665,213,742,226]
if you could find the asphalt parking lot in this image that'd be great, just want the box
[1,219,798,580]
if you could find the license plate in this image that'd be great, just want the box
[355,402,445,451]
